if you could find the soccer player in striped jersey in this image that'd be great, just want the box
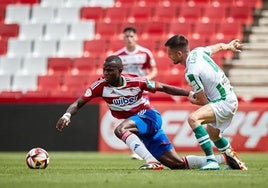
[113,26,157,160]
[56,55,226,170]
[165,35,247,170]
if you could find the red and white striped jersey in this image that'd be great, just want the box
[81,75,157,119]
[112,45,156,77]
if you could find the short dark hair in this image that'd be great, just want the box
[165,35,189,52]
[104,55,123,68]
[123,26,137,33]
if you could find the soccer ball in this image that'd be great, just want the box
[26,147,49,169]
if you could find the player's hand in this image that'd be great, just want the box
[226,39,243,52]
[56,113,71,132]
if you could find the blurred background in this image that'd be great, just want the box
[0,0,267,153]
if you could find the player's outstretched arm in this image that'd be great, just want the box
[156,82,190,96]
[208,39,243,55]
[56,97,87,132]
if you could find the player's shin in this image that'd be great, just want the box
[121,130,157,163]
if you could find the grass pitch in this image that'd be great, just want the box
[0,152,267,188]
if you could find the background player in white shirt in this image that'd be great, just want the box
[56,55,226,170]
[113,26,157,160]
[165,35,247,170]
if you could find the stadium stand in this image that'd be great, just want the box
[0,0,266,102]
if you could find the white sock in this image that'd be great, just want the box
[124,133,157,163]
[184,155,225,169]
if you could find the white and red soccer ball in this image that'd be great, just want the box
[26,147,49,169]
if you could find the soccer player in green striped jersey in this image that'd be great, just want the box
[165,35,247,170]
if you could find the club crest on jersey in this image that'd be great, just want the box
[84,88,92,97]
[113,96,138,106]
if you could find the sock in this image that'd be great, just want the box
[193,126,216,162]
[214,136,230,153]
[121,130,157,163]
[184,154,225,169]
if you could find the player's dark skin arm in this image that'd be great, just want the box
[156,82,190,96]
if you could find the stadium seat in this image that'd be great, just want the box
[152,6,178,22]
[69,21,95,40]
[0,5,5,23]
[215,22,243,41]
[106,39,125,54]
[47,57,72,75]
[80,7,104,22]
[65,0,89,7]
[0,23,19,39]
[187,0,210,7]
[141,21,168,40]
[17,0,40,4]
[19,23,44,40]
[189,37,207,50]
[88,0,115,8]
[94,22,120,40]
[83,39,108,57]
[234,0,263,9]
[0,56,22,75]
[12,74,38,92]
[57,39,84,57]
[32,39,58,57]
[177,5,202,23]
[0,74,12,91]
[0,39,7,55]
[19,57,47,75]
[127,6,153,23]
[167,22,192,38]
[227,7,253,25]
[71,57,97,75]
[114,0,138,7]
[55,7,80,23]
[5,4,31,24]
[41,0,65,7]
[30,5,55,23]
[61,74,90,93]
[44,23,68,40]
[210,0,235,7]
[191,22,217,41]
[103,7,129,23]
[37,74,62,92]
[201,6,227,23]
[7,39,32,57]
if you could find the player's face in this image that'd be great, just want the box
[166,47,183,65]
[123,31,137,48]
[103,64,121,86]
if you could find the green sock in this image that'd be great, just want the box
[214,137,230,153]
[193,126,214,158]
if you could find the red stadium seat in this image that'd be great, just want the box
[201,6,227,23]
[210,0,234,7]
[47,58,72,75]
[160,0,187,7]
[215,22,243,41]
[152,6,178,22]
[127,6,153,23]
[37,75,62,92]
[167,22,192,39]
[141,21,168,40]
[103,7,129,23]
[83,39,109,57]
[114,0,138,7]
[71,57,97,75]
[227,7,253,25]
[0,39,7,55]
[61,74,90,94]
[80,7,104,21]
[177,5,202,23]
[0,5,5,23]
[191,22,217,41]
[94,23,120,40]
[17,0,40,4]
[0,23,19,39]
[187,0,210,7]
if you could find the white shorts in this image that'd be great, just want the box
[208,93,238,133]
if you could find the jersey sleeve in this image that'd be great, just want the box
[81,80,103,101]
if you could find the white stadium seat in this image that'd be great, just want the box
[19,23,44,40]
[57,39,83,57]
[31,6,55,24]
[12,74,38,92]
[65,0,89,7]
[0,57,22,75]
[55,7,80,23]
[7,39,32,57]
[0,74,12,91]
[41,0,66,7]
[69,21,95,40]
[5,4,31,24]
[32,39,58,57]
[18,57,48,76]
[44,23,69,40]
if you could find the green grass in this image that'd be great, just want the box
[0,152,267,188]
